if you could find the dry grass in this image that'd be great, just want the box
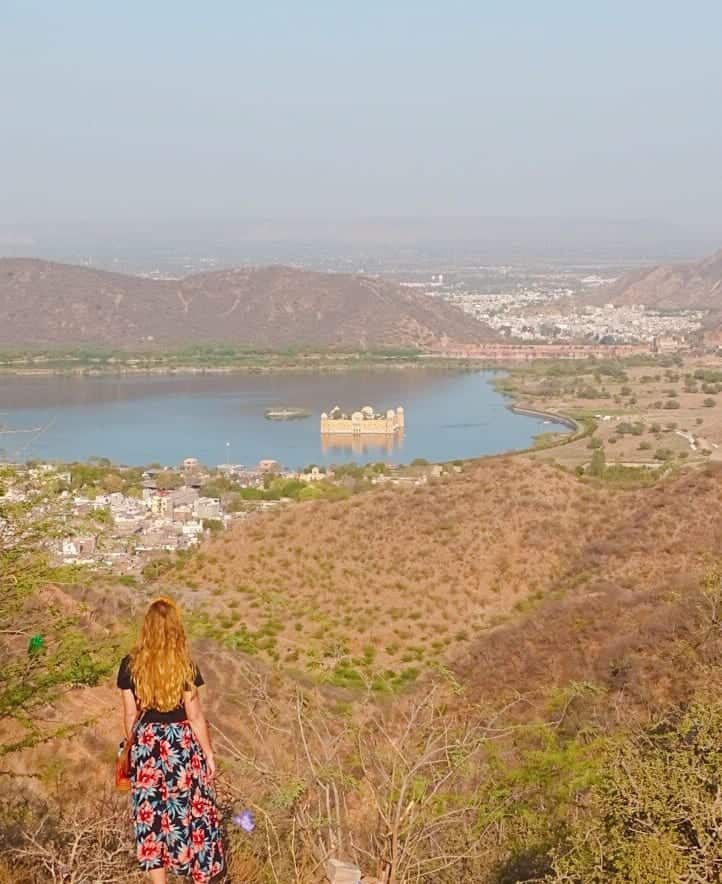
[521,355,722,469]
[456,465,722,718]
[158,458,625,688]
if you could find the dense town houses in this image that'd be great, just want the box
[1,456,441,575]
[415,273,705,345]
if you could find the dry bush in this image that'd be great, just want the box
[1,791,144,884]
[549,700,722,883]
[209,680,504,884]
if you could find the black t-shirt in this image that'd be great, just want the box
[117,654,204,724]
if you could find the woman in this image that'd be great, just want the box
[118,596,224,883]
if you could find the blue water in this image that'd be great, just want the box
[0,369,563,468]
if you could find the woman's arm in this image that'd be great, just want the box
[120,688,137,739]
[184,689,216,779]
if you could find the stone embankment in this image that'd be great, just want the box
[508,404,579,432]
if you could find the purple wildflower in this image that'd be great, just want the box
[232,809,255,832]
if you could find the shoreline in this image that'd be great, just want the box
[507,403,579,432]
[0,359,478,379]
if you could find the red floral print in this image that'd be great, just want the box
[136,801,154,826]
[139,726,156,749]
[130,721,223,880]
[191,826,206,853]
[177,844,193,866]
[138,833,161,863]
[176,767,192,791]
[191,792,207,818]
[136,759,159,789]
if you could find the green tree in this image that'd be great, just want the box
[588,447,606,477]
[155,471,184,490]
[102,473,124,493]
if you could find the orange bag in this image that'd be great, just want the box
[115,713,140,792]
[115,741,132,791]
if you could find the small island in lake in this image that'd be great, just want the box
[264,407,312,420]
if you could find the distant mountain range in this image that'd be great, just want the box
[589,247,722,314]
[0,259,496,351]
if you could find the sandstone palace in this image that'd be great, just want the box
[320,405,405,436]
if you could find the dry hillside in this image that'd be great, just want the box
[588,246,722,314]
[10,458,722,772]
[6,459,722,881]
[457,465,722,709]
[0,259,496,351]
[148,458,722,700]
[161,459,623,683]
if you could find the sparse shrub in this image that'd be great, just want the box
[551,703,722,883]
[141,557,173,581]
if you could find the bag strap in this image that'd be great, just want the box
[122,707,142,760]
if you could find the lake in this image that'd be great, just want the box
[0,369,565,468]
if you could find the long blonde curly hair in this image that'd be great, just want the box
[130,597,197,712]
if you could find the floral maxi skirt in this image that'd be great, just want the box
[130,720,224,882]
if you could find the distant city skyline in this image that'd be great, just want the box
[3,1,722,237]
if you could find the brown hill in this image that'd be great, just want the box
[456,464,722,709]
[589,246,722,312]
[7,460,722,881]
[0,258,495,351]
[148,459,722,706]
[7,459,722,794]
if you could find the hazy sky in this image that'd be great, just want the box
[3,1,722,231]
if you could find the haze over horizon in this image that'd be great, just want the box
[3,1,722,256]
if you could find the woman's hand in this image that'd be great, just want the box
[206,751,217,781]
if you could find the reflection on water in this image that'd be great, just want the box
[320,431,404,457]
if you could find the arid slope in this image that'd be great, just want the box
[7,460,722,788]
[0,259,496,350]
[588,246,722,313]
